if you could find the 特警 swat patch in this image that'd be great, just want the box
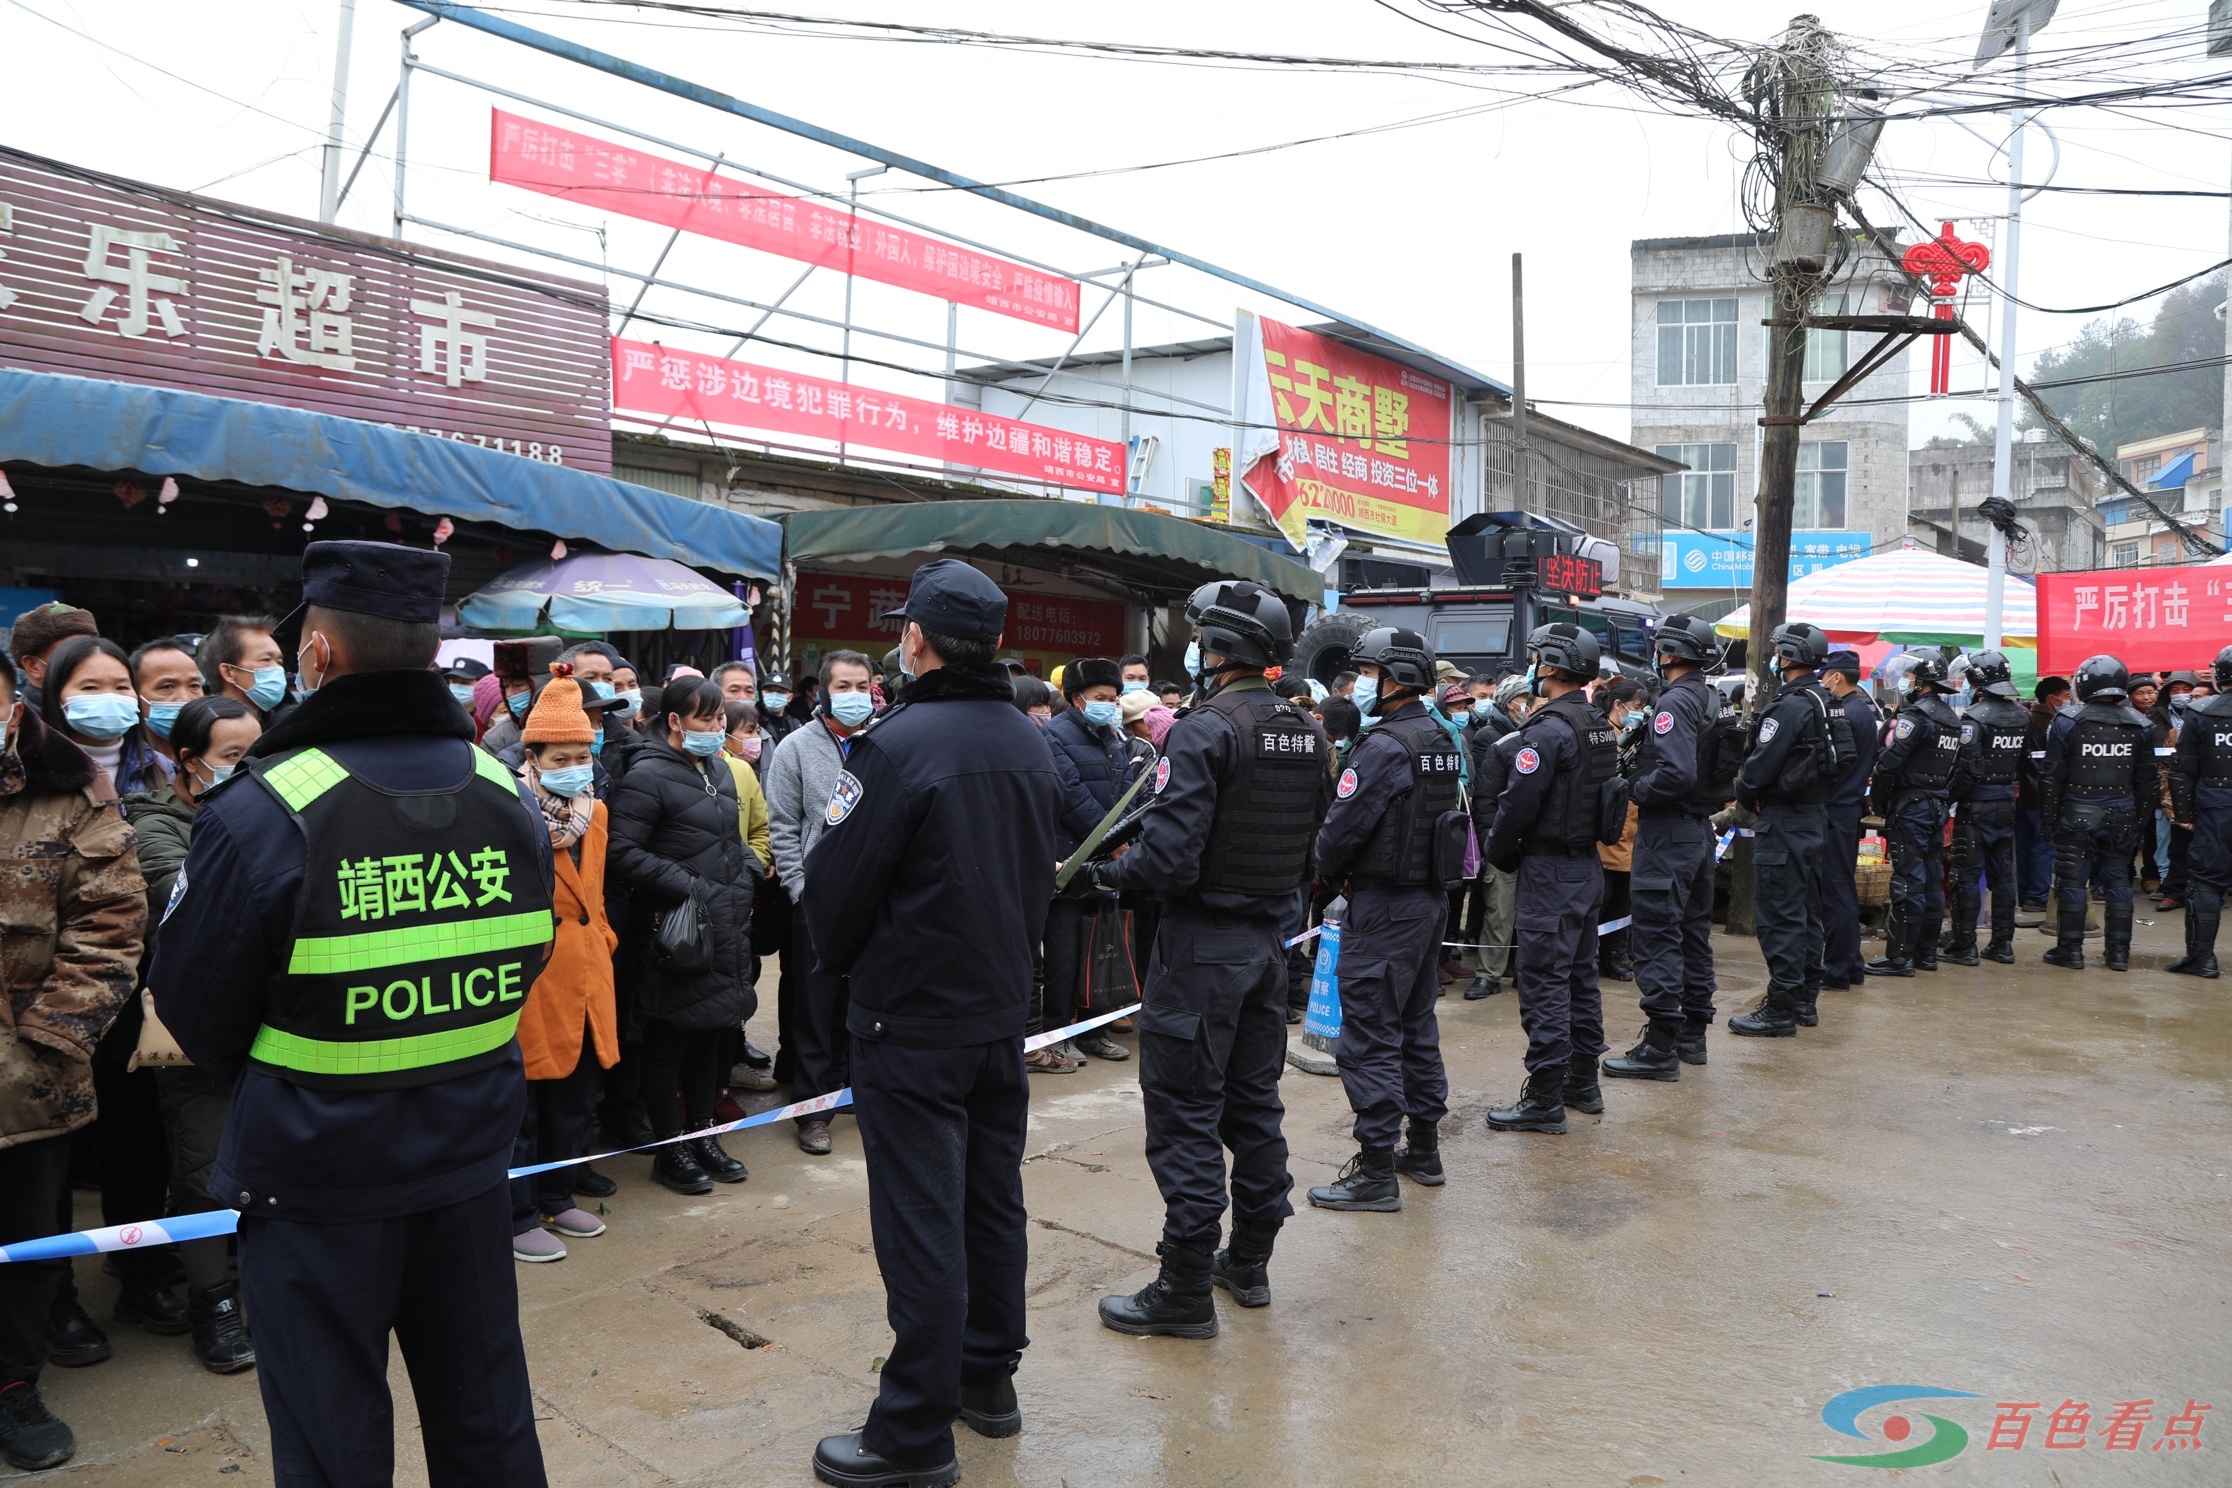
[1757,717,1780,744]
[1514,747,1541,775]
[1153,757,1172,794]
[1336,767,1359,799]
[1894,716,1915,740]
[1653,710,1675,735]
[825,770,865,825]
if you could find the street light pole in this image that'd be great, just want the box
[319,0,358,224]
[1983,17,2029,650]
[840,164,888,386]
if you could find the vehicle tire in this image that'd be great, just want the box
[1292,611,1375,689]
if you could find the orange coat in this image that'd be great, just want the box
[518,802,621,1081]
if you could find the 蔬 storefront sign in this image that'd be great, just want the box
[0,148,613,469]
[2035,566,2232,675]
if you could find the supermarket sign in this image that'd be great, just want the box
[1662,530,1870,588]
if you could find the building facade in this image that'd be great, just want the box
[2101,428,2221,567]
[1908,432,2108,575]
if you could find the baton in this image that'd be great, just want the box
[1053,758,1156,890]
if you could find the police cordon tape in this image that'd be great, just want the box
[0,1002,1148,1266]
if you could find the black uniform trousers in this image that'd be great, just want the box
[785,914,850,1125]
[0,1136,74,1388]
[1820,803,1867,986]
[1513,848,1607,1073]
[2054,806,2139,926]
[1331,885,1449,1149]
[1631,813,1718,1024]
[1885,792,1948,925]
[1136,912,1295,1252]
[237,1181,545,1488]
[510,1040,602,1231]
[850,1035,1028,1469]
[1950,796,2018,946]
[1752,802,1827,998]
[1040,896,1092,1036]
[2187,800,2232,911]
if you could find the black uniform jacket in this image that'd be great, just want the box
[1316,697,1432,883]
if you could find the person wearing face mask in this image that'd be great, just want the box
[477,640,540,755]
[196,616,292,729]
[123,694,260,1374]
[2156,672,2199,909]
[441,656,491,718]
[1943,651,2028,966]
[608,661,645,730]
[43,636,171,797]
[1041,658,1153,1066]
[1865,654,1962,979]
[149,542,557,1487]
[130,638,206,766]
[762,650,877,1155]
[756,669,800,749]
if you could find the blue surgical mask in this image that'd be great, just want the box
[448,682,478,709]
[615,688,643,720]
[144,700,185,741]
[247,665,288,711]
[764,692,792,713]
[1184,640,1202,680]
[590,728,605,756]
[540,763,595,797]
[1081,699,1122,728]
[507,691,532,720]
[1351,676,1379,716]
[588,680,615,701]
[681,727,726,758]
[828,691,875,728]
[1524,663,1542,697]
[196,762,235,790]
[1121,680,1149,696]
[64,694,141,741]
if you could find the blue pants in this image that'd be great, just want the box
[1753,802,1826,997]
[851,1035,1030,1468]
[1819,803,1867,987]
[1513,850,1606,1072]
[1631,813,1718,1022]
[2016,807,2054,905]
[1332,886,1450,1148]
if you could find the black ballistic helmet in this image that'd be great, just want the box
[1352,627,1436,691]
[2215,644,2232,692]
[1528,621,1600,681]
[2074,654,2130,704]
[1901,653,1950,695]
[1767,621,1829,671]
[1184,579,1293,669]
[1966,649,2017,699]
[1654,613,1723,671]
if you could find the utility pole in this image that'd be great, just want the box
[1511,252,1529,513]
[318,0,358,223]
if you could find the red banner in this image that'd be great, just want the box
[492,111,1079,332]
[2035,567,2232,676]
[611,338,1125,494]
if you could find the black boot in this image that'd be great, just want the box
[2104,901,2133,972]
[1098,1242,1217,1338]
[1393,1118,1445,1186]
[1728,990,1798,1038]
[1602,1021,1681,1081]
[1463,972,1502,1000]
[1677,1011,1710,1066]
[1307,1147,1402,1211]
[1562,1050,1604,1114]
[651,1141,713,1195]
[1989,889,2018,961]
[0,1382,73,1472]
[1211,1221,1277,1307]
[2167,899,2222,978]
[1911,909,1943,971]
[113,1280,191,1337]
[692,1135,748,1184]
[2042,894,2086,968]
[1982,936,2017,964]
[1865,899,1915,977]
[958,1370,1021,1438]
[1945,884,1982,965]
[1793,986,1821,1028]
[1597,928,1633,982]
[1486,1067,1569,1133]
[811,1430,959,1488]
[42,1297,109,1368]
[187,1280,255,1375]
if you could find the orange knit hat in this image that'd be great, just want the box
[522,661,595,745]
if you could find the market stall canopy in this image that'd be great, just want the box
[776,499,1326,604]
[458,553,752,632]
[1714,548,2038,647]
[0,369,781,579]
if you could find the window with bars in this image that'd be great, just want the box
[1656,298,1738,385]
[1796,441,1848,528]
[1656,443,1738,530]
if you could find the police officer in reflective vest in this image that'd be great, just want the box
[1730,622,1846,1037]
[2166,644,2232,978]
[1865,654,1961,977]
[1481,623,1620,1134]
[1307,627,1461,1210]
[2039,654,2156,972]
[1603,613,1725,1081]
[1094,580,1330,1335]
[1946,650,2028,965]
[152,542,556,1487]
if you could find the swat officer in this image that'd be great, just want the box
[151,541,555,1487]
[1603,613,1725,1081]
[1092,580,1330,1333]
[1945,650,2029,965]
[801,560,1065,1485]
[1481,622,1619,1134]
[1865,655,1962,976]
[1729,621,1847,1037]
[1307,627,1461,1211]
[2166,643,2232,978]
[1818,652,1881,991]
[2038,654,2156,972]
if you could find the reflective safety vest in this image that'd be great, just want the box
[245,745,553,1089]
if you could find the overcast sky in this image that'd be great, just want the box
[6,0,2227,452]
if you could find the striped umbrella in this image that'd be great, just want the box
[1713,548,2037,647]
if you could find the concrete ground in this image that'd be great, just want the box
[25,914,2232,1485]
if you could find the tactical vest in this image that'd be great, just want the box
[1355,713,1465,887]
[1897,695,1962,792]
[2064,707,2146,793]
[1965,697,2029,786]
[245,745,553,1090]
[1194,688,1325,898]
[2193,693,2232,788]
[1523,693,1618,851]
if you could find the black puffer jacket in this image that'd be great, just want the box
[606,738,755,1031]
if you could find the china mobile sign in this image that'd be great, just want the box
[0,148,612,469]
[2035,567,2232,675]
[1661,530,1870,587]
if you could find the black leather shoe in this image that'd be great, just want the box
[1602,1022,1681,1081]
[1562,1052,1604,1114]
[42,1300,109,1367]
[573,1165,618,1198]
[958,1372,1021,1438]
[1393,1119,1445,1186]
[651,1142,713,1195]
[1463,974,1502,1000]
[1677,1013,1709,1066]
[692,1136,748,1184]
[1728,993,1798,1038]
[114,1282,192,1337]
[601,1113,655,1151]
[1098,1244,1217,1338]
[1486,1068,1568,1133]
[0,1382,73,1471]
[811,1431,958,1488]
[187,1280,256,1374]
[739,1040,774,1071]
[1307,1148,1401,1211]
[1981,940,2017,964]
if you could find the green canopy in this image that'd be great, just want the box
[776,500,1325,604]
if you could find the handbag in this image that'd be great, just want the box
[128,989,191,1071]
[650,888,716,974]
[1077,903,1141,1015]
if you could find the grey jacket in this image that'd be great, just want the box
[765,714,849,902]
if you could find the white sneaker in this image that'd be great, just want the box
[513,1227,568,1263]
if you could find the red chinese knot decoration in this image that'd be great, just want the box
[1901,221,1990,395]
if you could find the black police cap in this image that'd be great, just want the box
[280,540,450,635]
[879,559,1008,642]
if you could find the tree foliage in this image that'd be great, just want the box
[2022,271,2225,451]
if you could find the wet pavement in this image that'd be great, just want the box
[29,915,2232,1485]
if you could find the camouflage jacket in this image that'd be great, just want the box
[0,701,145,1148]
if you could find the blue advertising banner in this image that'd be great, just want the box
[1662,529,1871,588]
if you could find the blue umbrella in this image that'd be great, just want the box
[458,552,752,633]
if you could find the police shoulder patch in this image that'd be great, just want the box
[1895,716,1915,739]
[1653,710,1675,735]
[1153,757,1172,794]
[1962,721,1978,743]
[1757,717,1779,744]
[825,770,865,826]
[1336,767,1359,798]
[1514,746,1541,775]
